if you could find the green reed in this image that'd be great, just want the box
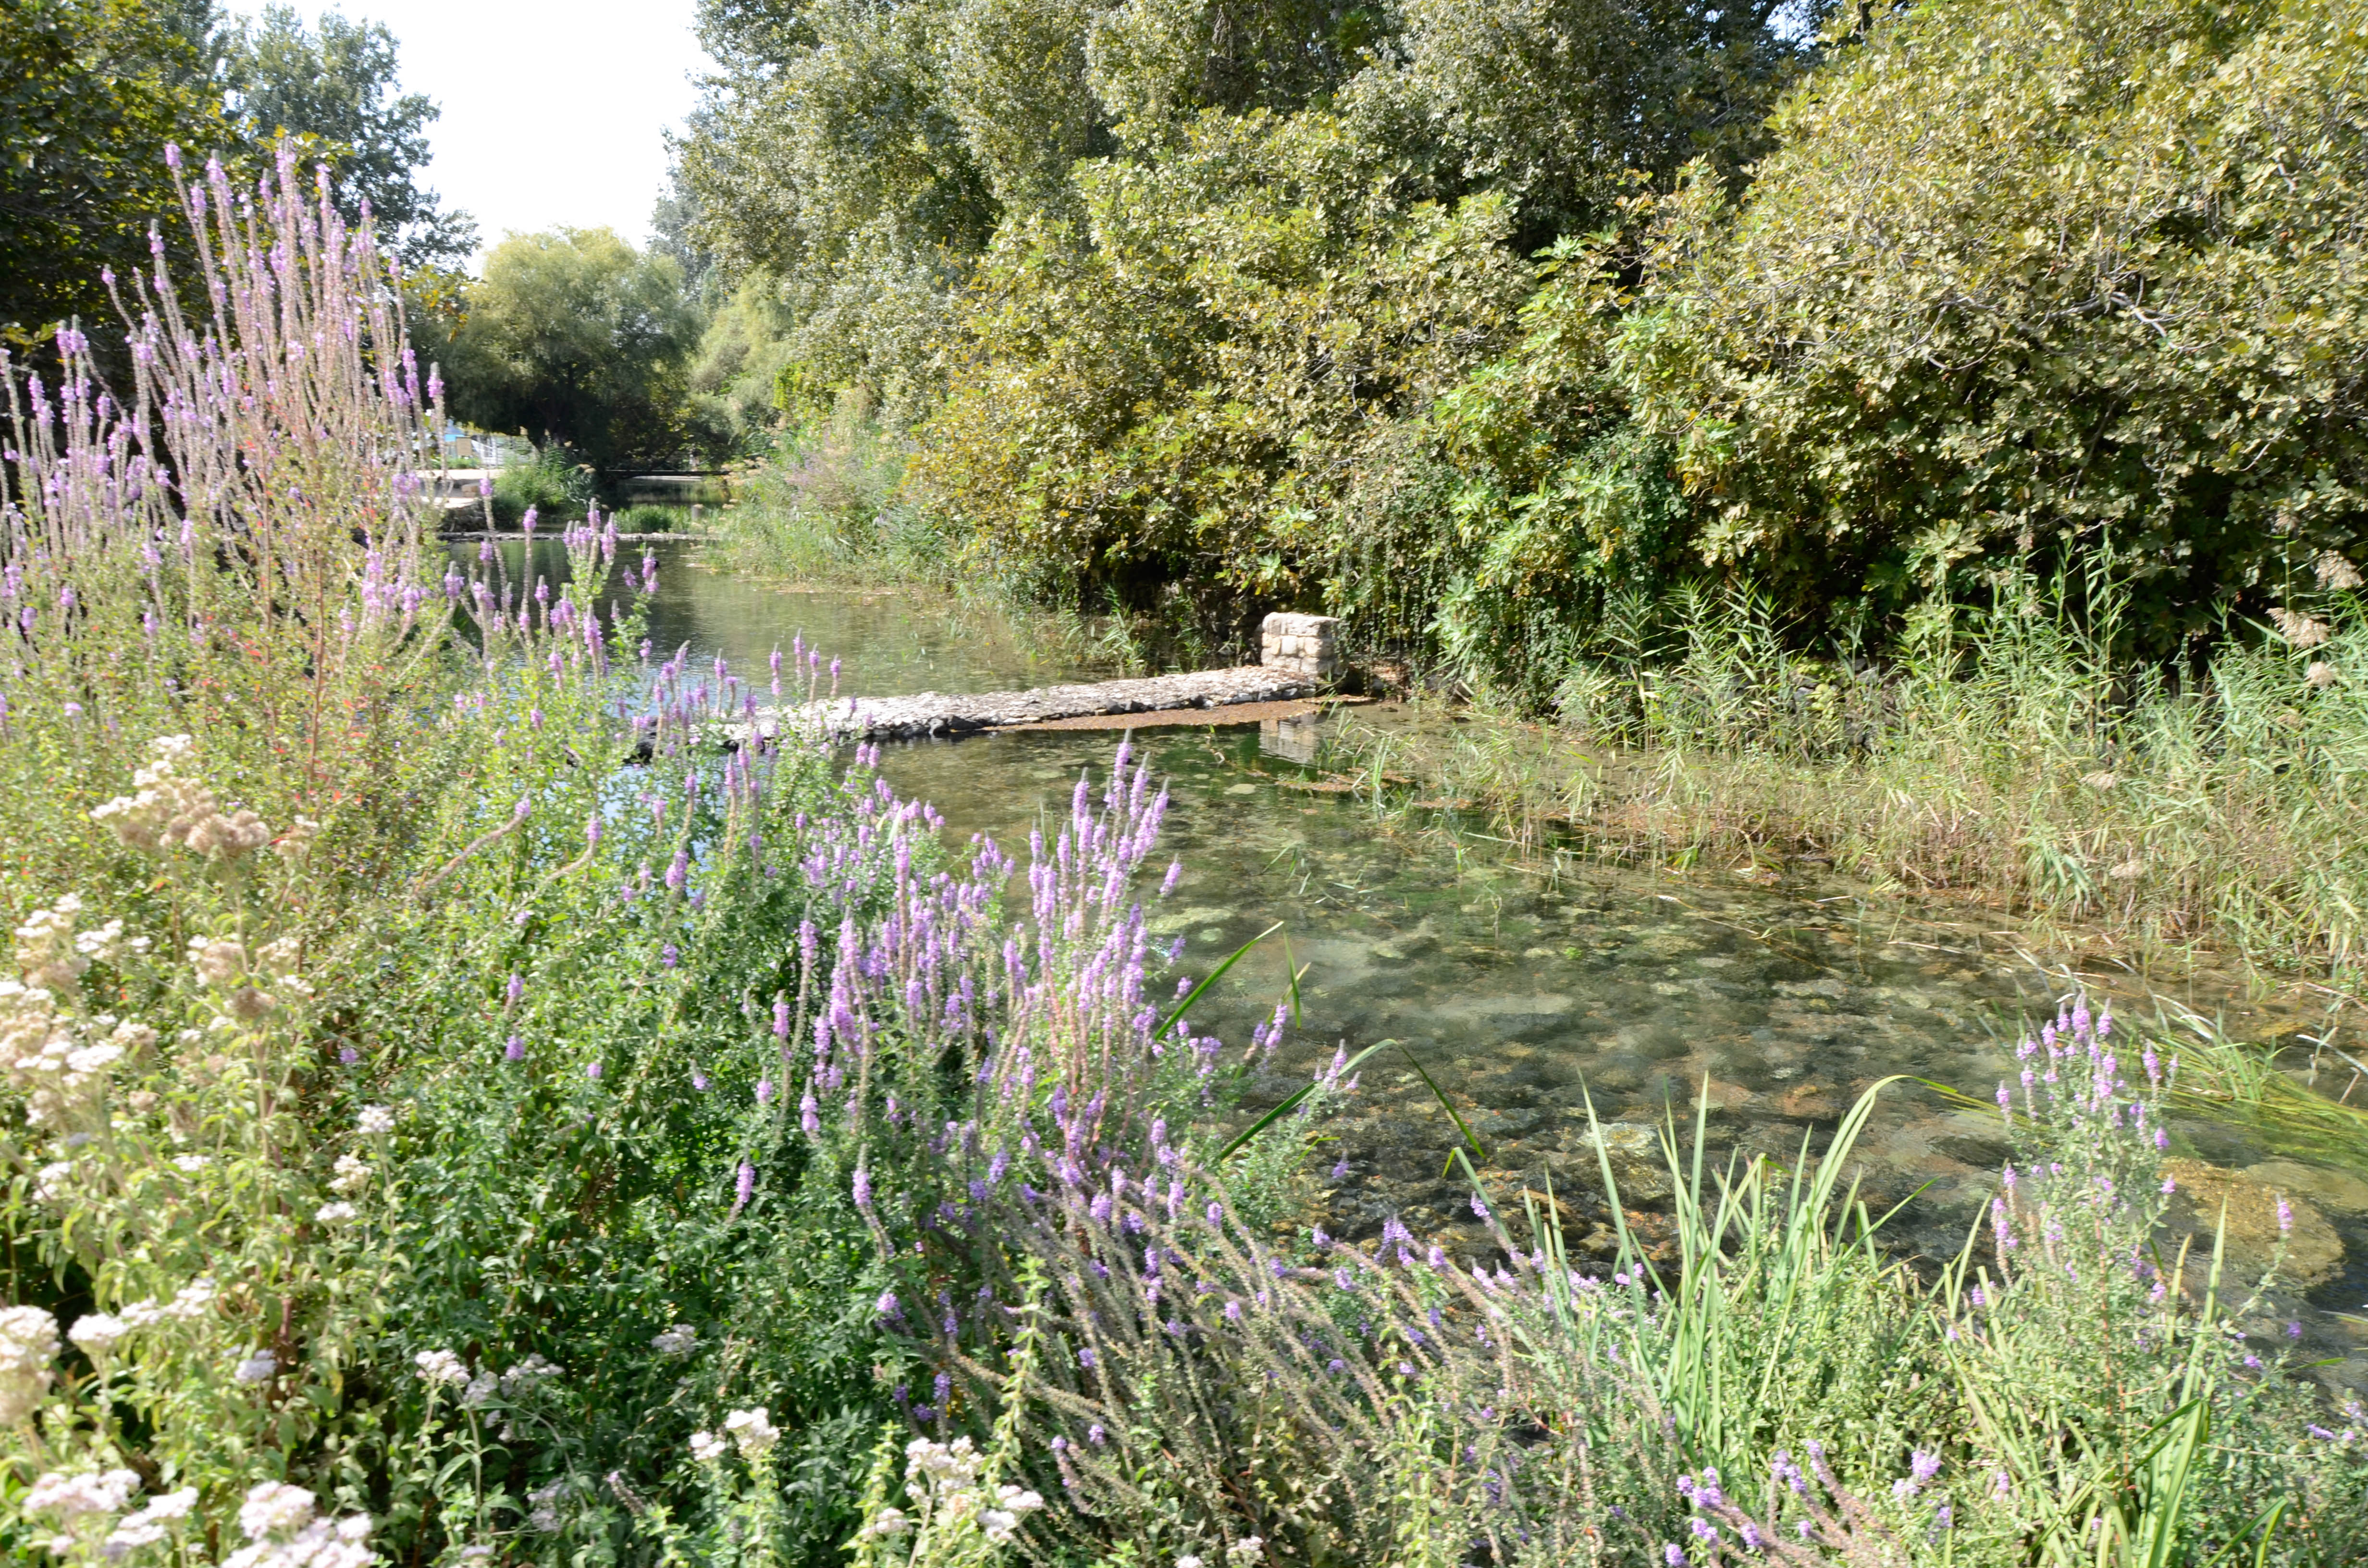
[1324,572,2368,985]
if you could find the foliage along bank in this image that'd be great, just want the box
[683,0,2368,691]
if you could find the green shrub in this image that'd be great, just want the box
[489,445,597,526]
[616,503,684,533]
[1617,0,2368,654]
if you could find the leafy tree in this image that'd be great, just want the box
[0,0,220,349]
[916,111,1532,613]
[1343,0,1824,249]
[434,228,703,472]
[682,0,997,418]
[219,4,474,268]
[1616,0,2368,651]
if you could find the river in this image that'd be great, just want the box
[469,535,2368,1392]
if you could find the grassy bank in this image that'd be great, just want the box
[1309,576,2368,988]
[3,156,2364,1568]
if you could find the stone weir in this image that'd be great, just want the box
[737,612,1345,744]
[754,664,1315,743]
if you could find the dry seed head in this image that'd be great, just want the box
[2270,607,2331,649]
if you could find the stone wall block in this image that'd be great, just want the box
[1259,612,1341,681]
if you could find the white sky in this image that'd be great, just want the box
[219,0,711,267]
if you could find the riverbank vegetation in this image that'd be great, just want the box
[673,0,2368,983]
[0,147,2363,1568]
[1312,575,2368,975]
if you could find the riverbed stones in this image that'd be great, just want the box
[2161,1157,2343,1286]
[1259,612,1341,681]
[1566,1121,1676,1203]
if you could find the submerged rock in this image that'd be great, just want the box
[2160,1158,2343,1287]
[1564,1121,1676,1204]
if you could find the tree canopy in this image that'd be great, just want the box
[220,4,474,267]
[433,228,703,472]
[0,0,220,349]
[682,0,2368,686]
[1,0,467,352]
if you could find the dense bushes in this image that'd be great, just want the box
[1614,0,2368,656]
[687,0,2368,689]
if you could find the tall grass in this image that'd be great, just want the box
[1326,572,2368,980]
[952,1006,2366,1566]
[706,398,944,588]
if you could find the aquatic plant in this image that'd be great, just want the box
[1321,564,2368,986]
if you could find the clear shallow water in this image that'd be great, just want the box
[464,539,2368,1385]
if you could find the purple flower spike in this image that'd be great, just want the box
[587,1062,602,1080]
[506,973,524,1010]
[731,1160,755,1216]
[505,1035,525,1061]
[755,1078,774,1107]
[853,1166,873,1209]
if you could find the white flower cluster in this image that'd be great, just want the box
[24,1466,140,1554]
[0,898,155,1128]
[115,1276,219,1332]
[1179,1541,1264,1568]
[21,1467,202,1557]
[107,1488,201,1554]
[525,1480,570,1533]
[862,1437,1046,1548]
[235,1348,279,1384]
[501,1354,562,1396]
[15,894,118,990]
[0,1303,59,1423]
[650,1322,699,1357]
[68,1312,128,1355]
[414,1348,468,1387]
[185,933,311,1018]
[329,1154,371,1194]
[222,1481,373,1568]
[414,1348,561,1409]
[355,1105,395,1135]
[91,736,299,863]
[25,1466,138,1518]
[725,1407,778,1456]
